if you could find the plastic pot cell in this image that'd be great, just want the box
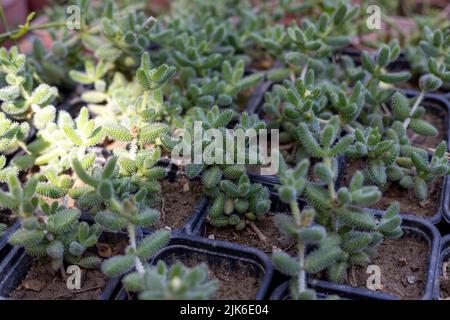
[0,231,128,300]
[435,235,450,300]
[114,233,274,300]
[307,214,441,300]
[78,160,207,236]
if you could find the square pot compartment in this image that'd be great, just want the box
[77,160,207,236]
[0,231,128,300]
[114,233,274,300]
[435,235,450,299]
[304,213,441,300]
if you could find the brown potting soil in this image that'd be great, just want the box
[408,109,446,150]
[348,233,429,300]
[342,157,441,217]
[153,177,203,231]
[204,212,295,255]
[372,178,442,218]
[10,239,128,300]
[10,259,107,300]
[172,253,262,300]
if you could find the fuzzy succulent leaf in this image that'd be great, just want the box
[136,230,170,261]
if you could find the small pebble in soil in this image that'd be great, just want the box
[407,276,416,285]
[398,258,407,266]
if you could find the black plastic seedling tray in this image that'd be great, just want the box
[114,233,274,300]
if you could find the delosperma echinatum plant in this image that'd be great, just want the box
[0,0,448,301]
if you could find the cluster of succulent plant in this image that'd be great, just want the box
[120,260,218,300]
[0,0,448,301]
[273,120,404,291]
[405,27,450,90]
[0,174,101,270]
[177,106,272,231]
[0,46,58,120]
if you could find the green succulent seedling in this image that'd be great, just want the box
[178,109,271,231]
[169,57,263,111]
[271,154,324,300]
[285,3,358,58]
[69,60,112,91]
[131,52,175,147]
[34,168,74,199]
[262,72,327,163]
[251,2,358,79]
[295,117,403,282]
[305,171,403,282]
[206,171,271,230]
[250,24,289,62]
[70,155,171,283]
[323,81,365,133]
[0,46,58,119]
[170,23,230,77]
[98,193,170,280]
[419,27,450,84]
[361,43,411,117]
[0,155,17,183]
[281,71,322,124]
[97,192,170,281]
[99,3,159,64]
[345,127,400,188]
[0,112,30,155]
[82,72,144,125]
[296,116,353,185]
[0,175,101,270]
[63,107,105,147]
[12,107,100,174]
[406,27,450,89]
[71,149,165,209]
[220,60,264,101]
[121,260,218,300]
[396,142,450,202]
[73,53,176,148]
[390,91,439,137]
